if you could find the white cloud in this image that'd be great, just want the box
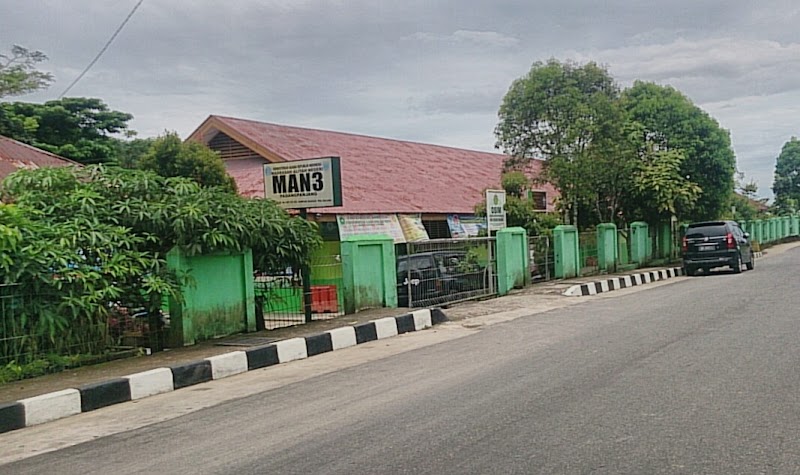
[4,0,798,200]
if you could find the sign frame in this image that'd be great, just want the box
[486,189,507,232]
[263,156,343,209]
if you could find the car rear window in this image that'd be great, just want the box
[686,224,727,238]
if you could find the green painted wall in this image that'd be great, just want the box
[496,227,529,295]
[554,225,579,278]
[597,223,618,272]
[341,235,397,314]
[167,248,256,346]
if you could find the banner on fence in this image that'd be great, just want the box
[447,215,486,238]
[398,214,429,242]
[337,214,407,243]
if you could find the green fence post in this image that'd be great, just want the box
[341,234,396,314]
[752,220,759,243]
[630,222,649,266]
[496,227,529,295]
[596,223,618,272]
[771,218,778,242]
[658,222,673,261]
[792,215,800,236]
[554,225,579,279]
[784,216,791,238]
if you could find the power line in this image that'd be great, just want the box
[58,0,145,98]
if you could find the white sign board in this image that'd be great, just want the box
[486,189,507,231]
[263,157,342,209]
[337,214,407,243]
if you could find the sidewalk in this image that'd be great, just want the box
[3,241,797,405]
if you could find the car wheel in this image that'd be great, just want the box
[684,266,695,276]
[746,251,755,270]
[733,252,743,274]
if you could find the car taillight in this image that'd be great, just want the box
[726,233,735,249]
[682,236,688,252]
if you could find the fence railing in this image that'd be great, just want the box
[0,283,157,382]
[396,237,497,308]
[578,231,600,276]
[528,235,553,282]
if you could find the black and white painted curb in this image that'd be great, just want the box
[0,308,447,434]
[563,267,684,297]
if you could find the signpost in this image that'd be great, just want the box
[486,189,507,232]
[485,190,506,296]
[264,157,343,322]
[263,156,342,209]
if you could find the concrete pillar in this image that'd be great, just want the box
[553,225,579,279]
[496,227,529,295]
[341,234,396,314]
[596,223,618,272]
[630,222,649,266]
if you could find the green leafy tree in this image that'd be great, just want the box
[115,136,156,168]
[772,137,800,214]
[138,132,237,192]
[1,165,321,373]
[0,97,133,164]
[0,45,53,98]
[495,59,634,227]
[622,81,736,221]
[725,172,766,221]
[631,148,702,221]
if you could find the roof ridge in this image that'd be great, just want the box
[210,114,510,158]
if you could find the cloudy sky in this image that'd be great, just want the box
[4,0,799,199]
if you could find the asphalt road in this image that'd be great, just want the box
[4,248,800,474]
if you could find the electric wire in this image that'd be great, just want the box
[58,0,144,98]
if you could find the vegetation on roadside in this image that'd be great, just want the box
[0,166,321,378]
[495,59,737,229]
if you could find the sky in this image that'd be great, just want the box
[3,0,799,200]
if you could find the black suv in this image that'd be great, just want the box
[682,220,754,276]
[396,251,486,307]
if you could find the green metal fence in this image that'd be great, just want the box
[578,231,600,276]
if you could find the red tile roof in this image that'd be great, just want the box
[0,135,78,181]
[189,115,557,215]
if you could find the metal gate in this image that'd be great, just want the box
[396,237,497,308]
[254,250,345,330]
[528,235,553,282]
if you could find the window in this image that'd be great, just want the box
[528,191,547,211]
[423,220,450,239]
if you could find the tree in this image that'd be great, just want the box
[495,59,634,227]
[772,137,800,214]
[138,132,237,192]
[725,172,766,221]
[622,81,736,221]
[631,148,702,221]
[115,136,156,168]
[0,165,321,368]
[0,45,53,98]
[0,97,133,164]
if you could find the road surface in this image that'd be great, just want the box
[2,248,799,474]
